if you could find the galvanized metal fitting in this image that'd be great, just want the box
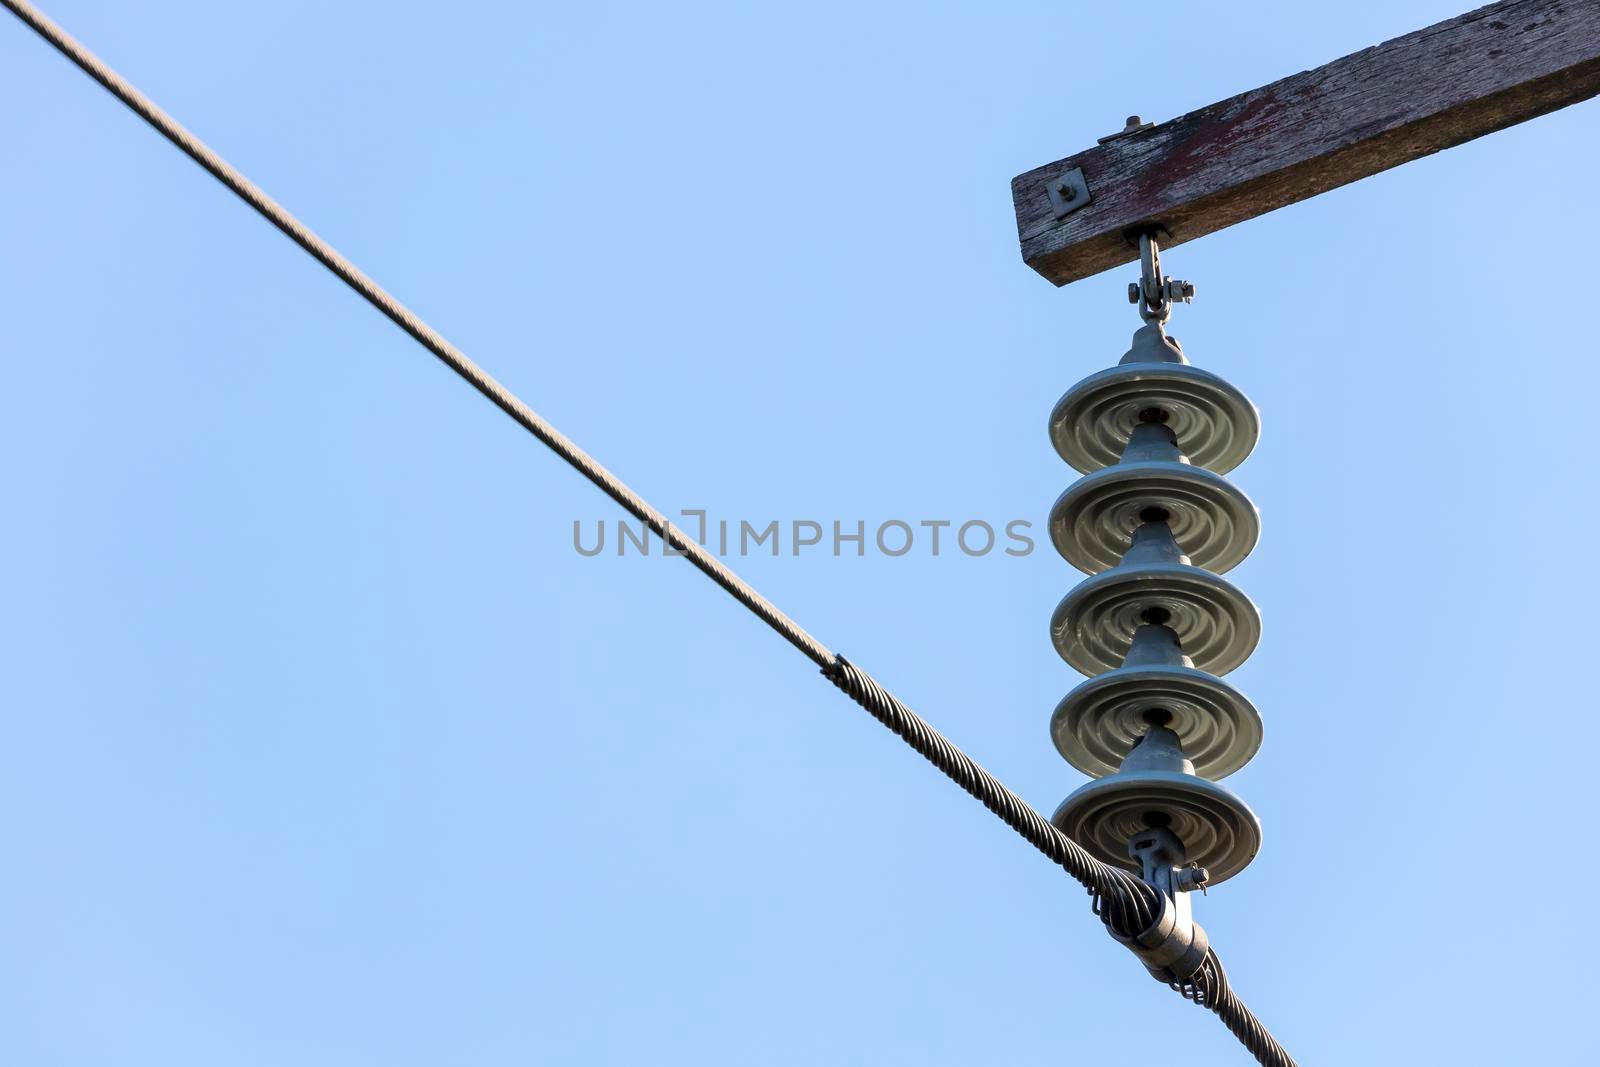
[1110,824,1212,984]
[1130,232,1194,325]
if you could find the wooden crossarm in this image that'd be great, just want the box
[1012,0,1600,286]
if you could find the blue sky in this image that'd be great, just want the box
[3,1,1596,1063]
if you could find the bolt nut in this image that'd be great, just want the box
[1055,181,1077,201]
[1128,282,1141,304]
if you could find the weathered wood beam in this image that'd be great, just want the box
[1012,0,1600,286]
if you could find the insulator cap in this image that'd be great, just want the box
[1049,424,1259,575]
[1051,625,1261,779]
[1052,726,1261,885]
[1051,523,1260,676]
[1049,324,1259,476]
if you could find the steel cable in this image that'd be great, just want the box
[1193,951,1300,1067]
[825,656,1161,934]
[0,0,833,673]
[828,655,1297,1067]
[2,3,1297,1063]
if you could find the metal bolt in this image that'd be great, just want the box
[1098,115,1154,145]
[1056,181,1077,202]
[1166,279,1196,302]
[1174,865,1211,894]
[1128,282,1141,304]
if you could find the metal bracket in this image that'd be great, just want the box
[1046,167,1091,219]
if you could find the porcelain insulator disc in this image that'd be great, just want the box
[1051,564,1260,676]
[1050,364,1259,476]
[1051,771,1261,885]
[1051,665,1262,780]
[1049,463,1260,575]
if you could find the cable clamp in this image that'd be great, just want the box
[1110,826,1211,984]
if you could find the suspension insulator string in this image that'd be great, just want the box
[1044,231,1298,1067]
[1,3,1297,1063]
[1046,261,1265,888]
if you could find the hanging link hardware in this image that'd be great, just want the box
[1126,230,1194,324]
